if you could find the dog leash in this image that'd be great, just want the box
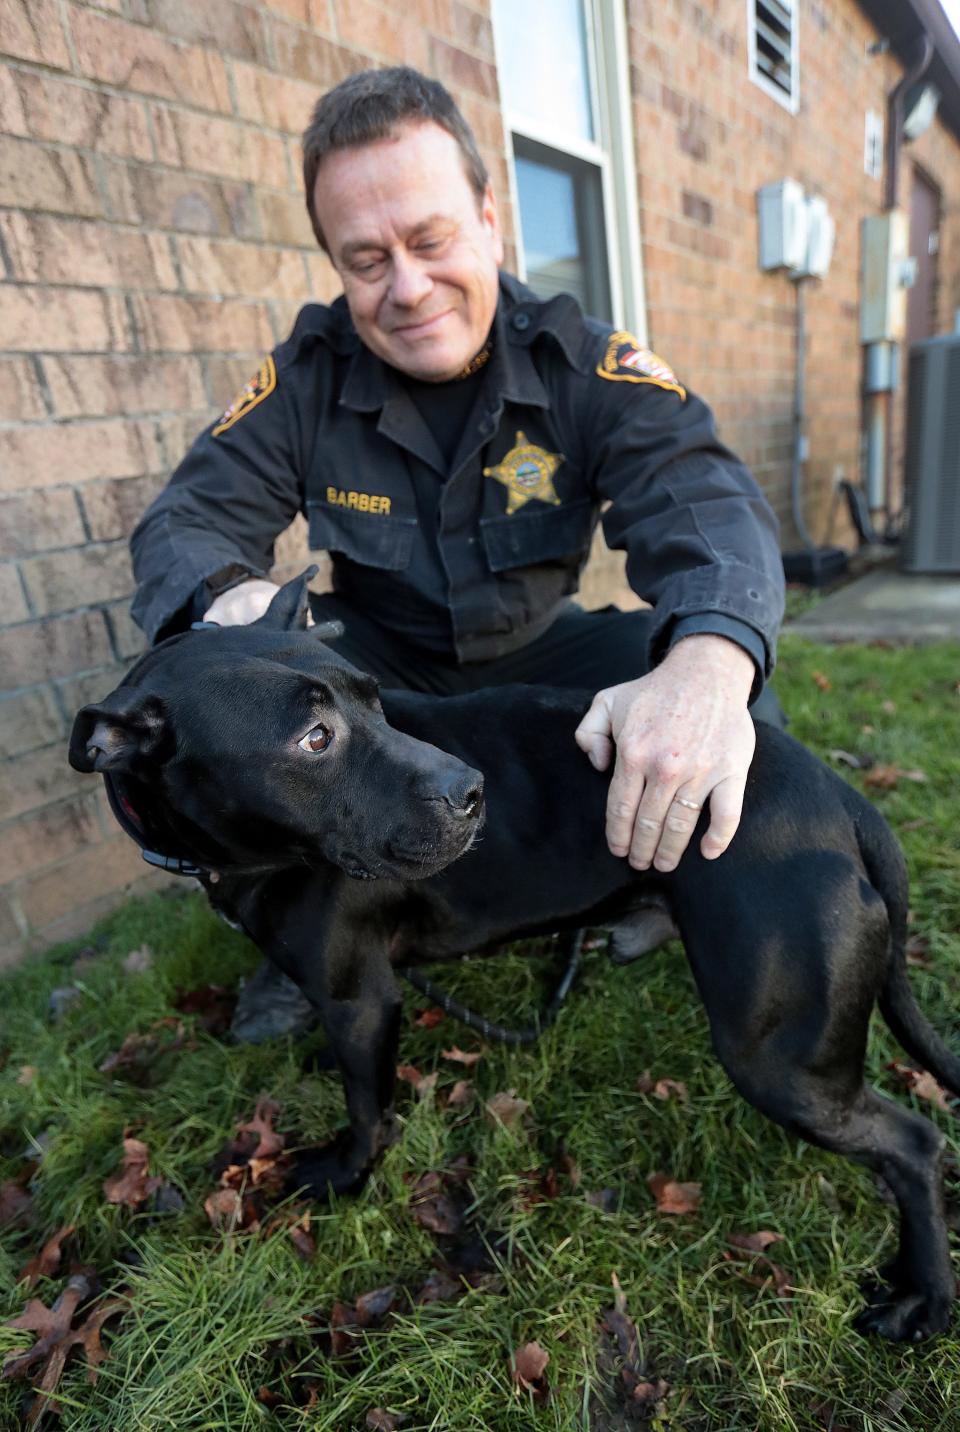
[400,929,586,1047]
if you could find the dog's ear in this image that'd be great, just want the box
[69,688,166,774]
[254,567,318,631]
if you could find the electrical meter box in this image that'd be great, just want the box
[861,210,913,342]
[757,179,808,272]
[804,195,835,278]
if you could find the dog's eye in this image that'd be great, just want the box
[298,723,333,754]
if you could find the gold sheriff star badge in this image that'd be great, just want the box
[483,431,564,514]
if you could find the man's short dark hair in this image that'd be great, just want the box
[302,66,489,252]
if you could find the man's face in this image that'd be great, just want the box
[313,121,504,382]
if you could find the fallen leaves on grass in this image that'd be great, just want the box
[512,1341,550,1403]
[1,1272,129,1426]
[811,670,832,692]
[121,944,153,974]
[412,1007,444,1029]
[99,1019,193,1077]
[396,1064,439,1099]
[205,1095,292,1229]
[18,1225,75,1290]
[366,1409,407,1430]
[646,1171,701,1215]
[0,1177,34,1231]
[485,1090,530,1128]
[445,1079,475,1110]
[636,1071,688,1101]
[441,1046,484,1067]
[886,1060,952,1112]
[328,1286,397,1359]
[600,1273,669,1408]
[864,764,928,790]
[102,1137,163,1209]
[723,1229,794,1299]
[408,1171,464,1236]
[171,983,236,1036]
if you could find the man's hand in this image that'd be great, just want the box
[574,634,757,871]
[203,577,281,626]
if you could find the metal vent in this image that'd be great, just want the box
[902,333,960,574]
[753,0,794,103]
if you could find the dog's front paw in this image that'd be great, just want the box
[285,1134,372,1201]
[854,1286,953,1342]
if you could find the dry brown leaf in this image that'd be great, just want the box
[366,1408,407,1430]
[630,1378,670,1406]
[413,1007,444,1029]
[485,1090,530,1128]
[722,1248,794,1299]
[602,1271,640,1372]
[441,1046,484,1067]
[0,1179,33,1231]
[446,1079,475,1109]
[646,1171,702,1215]
[122,944,153,973]
[204,1187,242,1229]
[887,1060,952,1112]
[414,1270,462,1304]
[906,933,933,967]
[17,1066,37,1085]
[727,1229,783,1254]
[512,1341,550,1403]
[18,1225,76,1290]
[811,670,831,692]
[102,1138,163,1209]
[237,1095,284,1159]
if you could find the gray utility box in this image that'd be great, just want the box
[902,331,960,573]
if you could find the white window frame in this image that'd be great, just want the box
[492,0,648,342]
[747,0,800,115]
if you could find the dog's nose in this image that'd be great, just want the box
[442,774,484,819]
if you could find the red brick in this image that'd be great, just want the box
[161,108,288,186]
[0,0,71,69]
[333,0,428,66]
[104,601,148,661]
[257,189,317,248]
[146,0,270,63]
[0,419,161,493]
[0,490,85,559]
[269,19,366,87]
[176,235,310,299]
[0,613,112,692]
[0,66,28,136]
[21,543,134,619]
[69,6,231,114]
[80,475,166,543]
[0,213,178,290]
[428,37,497,100]
[0,286,131,354]
[0,136,101,218]
[0,742,88,821]
[268,0,311,20]
[129,293,275,353]
[0,565,29,624]
[57,665,126,719]
[0,358,46,421]
[231,63,319,134]
[12,71,153,160]
[101,161,259,238]
[450,1,494,58]
[43,354,207,420]
[17,831,148,929]
[0,794,102,885]
[0,687,64,760]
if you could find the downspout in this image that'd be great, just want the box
[873,32,934,533]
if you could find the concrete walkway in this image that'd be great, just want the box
[787,566,960,643]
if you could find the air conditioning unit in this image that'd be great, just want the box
[901,332,960,573]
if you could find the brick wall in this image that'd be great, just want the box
[2,0,959,966]
[0,0,507,966]
[619,0,960,554]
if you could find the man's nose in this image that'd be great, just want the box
[388,253,432,308]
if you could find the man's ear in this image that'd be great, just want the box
[69,688,166,774]
[254,567,319,631]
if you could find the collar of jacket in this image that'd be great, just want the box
[335,272,593,416]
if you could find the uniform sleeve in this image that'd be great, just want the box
[130,358,303,643]
[586,374,785,681]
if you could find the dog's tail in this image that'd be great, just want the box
[858,797,960,1098]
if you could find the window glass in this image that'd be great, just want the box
[514,142,611,321]
[494,0,593,142]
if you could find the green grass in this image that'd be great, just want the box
[1,636,959,1430]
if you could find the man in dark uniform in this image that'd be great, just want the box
[130,67,785,1042]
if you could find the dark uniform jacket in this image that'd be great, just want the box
[131,273,784,683]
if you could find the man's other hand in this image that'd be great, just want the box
[203,577,281,626]
[574,634,757,871]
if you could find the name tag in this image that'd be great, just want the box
[326,486,392,515]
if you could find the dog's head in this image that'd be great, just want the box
[69,573,484,881]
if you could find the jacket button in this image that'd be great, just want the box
[512,311,531,331]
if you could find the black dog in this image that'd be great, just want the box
[69,575,959,1342]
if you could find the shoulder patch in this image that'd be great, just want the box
[595,331,686,399]
[212,356,277,436]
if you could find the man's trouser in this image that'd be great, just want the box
[309,594,787,728]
